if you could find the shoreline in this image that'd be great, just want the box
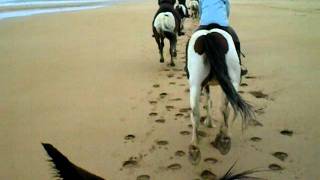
[0,0,140,20]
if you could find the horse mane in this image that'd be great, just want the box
[42,143,105,180]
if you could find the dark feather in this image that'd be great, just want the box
[42,143,105,180]
[220,161,268,180]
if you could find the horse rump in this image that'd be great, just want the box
[194,32,254,126]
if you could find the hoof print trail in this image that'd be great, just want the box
[175,150,186,157]
[250,137,262,142]
[122,159,138,168]
[175,113,184,117]
[156,140,168,146]
[180,131,191,135]
[160,92,168,98]
[249,91,269,99]
[149,100,157,105]
[149,112,158,117]
[280,129,293,136]
[269,163,284,171]
[155,119,165,123]
[240,83,248,87]
[124,134,135,140]
[272,152,288,161]
[153,84,160,88]
[245,75,257,79]
[167,163,182,170]
[136,175,150,180]
[200,170,217,180]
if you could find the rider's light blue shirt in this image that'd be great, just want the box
[199,0,230,27]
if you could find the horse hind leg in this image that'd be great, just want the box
[188,84,202,164]
[169,33,177,66]
[212,92,231,155]
[203,86,216,128]
[159,36,165,63]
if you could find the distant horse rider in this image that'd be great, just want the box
[155,0,185,36]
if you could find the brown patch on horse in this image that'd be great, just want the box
[194,35,206,55]
[207,32,228,54]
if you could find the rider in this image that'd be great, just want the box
[198,0,248,75]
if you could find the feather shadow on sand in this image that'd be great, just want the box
[42,143,267,180]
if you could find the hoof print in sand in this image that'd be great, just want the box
[175,150,186,157]
[185,88,190,93]
[280,129,293,136]
[249,91,269,99]
[240,83,248,87]
[166,105,175,111]
[149,100,157,105]
[200,170,217,180]
[153,84,160,88]
[179,108,191,113]
[124,134,135,140]
[175,113,184,117]
[250,137,262,142]
[169,82,176,85]
[169,98,182,101]
[156,140,168,146]
[149,112,158,117]
[180,131,191,136]
[204,158,218,165]
[167,163,182,170]
[269,163,284,171]
[167,74,174,78]
[160,92,168,98]
[122,159,138,168]
[136,175,150,180]
[272,152,288,161]
[245,75,257,79]
[238,90,245,94]
[155,119,165,123]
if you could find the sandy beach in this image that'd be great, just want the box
[0,0,320,179]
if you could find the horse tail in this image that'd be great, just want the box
[195,32,254,126]
[153,12,175,36]
[41,143,105,180]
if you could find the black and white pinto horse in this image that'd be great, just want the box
[152,4,180,66]
[42,143,263,179]
[188,0,199,19]
[186,28,254,164]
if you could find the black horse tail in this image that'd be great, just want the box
[194,32,254,127]
[42,143,104,180]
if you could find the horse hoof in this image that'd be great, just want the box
[188,145,201,165]
[211,133,231,155]
[204,117,216,128]
[170,63,175,67]
[160,59,164,63]
[173,52,177,57]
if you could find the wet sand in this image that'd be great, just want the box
[0,0,319,179]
